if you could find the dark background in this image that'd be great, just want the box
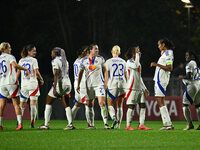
[1,0,200,119]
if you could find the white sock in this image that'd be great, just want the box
[72,105,80,120]
[21,107,25,117]
[0,116,2,126]
[17,115,22,125]
[160,106,172,126]
[85,106,92,125]
[44,104,52,126]
[91,107,95,126]
[126,108,134,127]
[108,106,116,120]
[139,108,146,126]
[196,107,200,125]
[100,106,108,125]
[65,107,73,125]
[183,106,192,124]
[117,107,123,124]
[30,105,37,122]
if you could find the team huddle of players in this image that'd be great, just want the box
[0,38,199,131]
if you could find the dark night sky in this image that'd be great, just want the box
[0,0,200,79]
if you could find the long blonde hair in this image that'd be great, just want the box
[0,42,10,53]
[78,46,90,59]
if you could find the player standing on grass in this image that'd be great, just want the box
[104,45,126,129]
[0,42,30,130]
[125,46,151,130]
[178,51,200,130]
[17,44,44,128]
[77,44,110,129]
[72,46,96,129]
[38,47,75,130]
[150,38,174,130]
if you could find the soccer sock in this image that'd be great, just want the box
[108,106,116,120]
[126,108,134,127]
[72,105,80,120]
[139,108,146,126]
[183,106,192,124]
[65,107,73,125]
[85,106,92,125]
[160,106,172,126]
[89,107,95,126]
[44,104,52,126]
[195,107,200,125]
[117,107,123,124]
[30,105,37,122]
[100,106,108,125]
[0,116,2,126]
[17,115,22,125]
[21,107,25,117]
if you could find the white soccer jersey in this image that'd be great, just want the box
[51,56,71,86]
[182,60,200,85]
[153,50,174,84]
[73,58,86,89]
[126,53,146,91]
[0,53,17,85]
[18,56,39,86]
[80,55,105,87]
[105,57,126,89]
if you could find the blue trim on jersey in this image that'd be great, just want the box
[0,93,7,99]
[97,55,104,60]
[157,69,166,95]
[92,57,95,65]
[164,50,169,56]
[185,85,193,104]
[74,98,78,103]
[107,89,116,100]
[100,73,104,83]
[81,56,89,63]
[20,92,28,99]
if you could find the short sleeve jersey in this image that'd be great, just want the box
[73,58,86,88]
[80,55,105,87]
[18,56,39,86]
[0,53,17,85]
[183,60,200,85]
[51,56,71,86]
[105,57,126,89]
[153,50,174,84]
[126,54,144,90]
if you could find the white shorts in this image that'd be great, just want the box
[154,82,168,97]
[48,84,71,98]
[0,85,19,99]
[183,83,200,105]
[20,84,40,102]
[74,87,87,104]
[125,89,145,105]
[107,88,126,100]
[87,86,105,100]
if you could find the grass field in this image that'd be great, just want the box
[0,120,200,150]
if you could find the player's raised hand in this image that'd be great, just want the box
[25,70,30,79]
[144,89,150,97]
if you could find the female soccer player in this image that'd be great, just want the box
[0,42,30,130]
[17,44,44,128]
[178,51,200,130]
[38,47,75,130]
[125,46,150,130]
[104,45,126,129]
[150,38,174,130]
[77,44,110,129]
[72,46,96,129]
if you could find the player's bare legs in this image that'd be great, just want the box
[125,104,134,130]
[72,102,82,120]
[107,98,118,129]
[0,98,6,130]
[182,104,194,130]
[116,97,124,129]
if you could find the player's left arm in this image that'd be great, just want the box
[140,77,149,97]
[53,69,59,96]
[151,63,173,72]
[35,69,44,85]
[103,65,108,90]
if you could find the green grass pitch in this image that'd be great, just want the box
[0,120,200,150]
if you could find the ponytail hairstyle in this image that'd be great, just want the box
[187,50,200,67]
[125,46,137,60]
[79,46,90,59]
[159,38,175,50]
[112,45,121,55]
[0,42,10,53]
[52,47,68,77]
[21,44,35,58]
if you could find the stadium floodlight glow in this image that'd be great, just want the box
[181,0,191,4]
